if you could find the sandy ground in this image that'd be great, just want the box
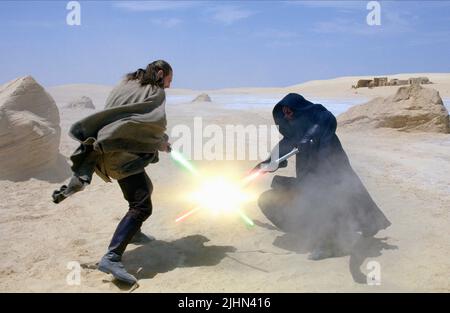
[0,75,449,292]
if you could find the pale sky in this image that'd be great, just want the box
[1,1,449,89]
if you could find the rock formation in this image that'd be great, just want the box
[338,84,449,133]
[0,76,62,179]
[192,93,212,102]
[65,96,95,109]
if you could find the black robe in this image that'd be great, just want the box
[258,93,391,252]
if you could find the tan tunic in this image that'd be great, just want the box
[69,80,168,182]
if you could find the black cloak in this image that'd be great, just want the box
[258,93,391,254]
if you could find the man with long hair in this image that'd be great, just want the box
[53,60,173,284]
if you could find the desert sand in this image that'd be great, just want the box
[0,74,449,292]
[210,73,450,100]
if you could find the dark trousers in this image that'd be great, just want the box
[107,171,153,256]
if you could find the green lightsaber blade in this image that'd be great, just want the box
[237,209,255,227]
[170,150,200,177]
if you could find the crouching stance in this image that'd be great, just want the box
[255,93,391,260]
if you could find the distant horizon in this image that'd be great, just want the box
[39,71,450,90]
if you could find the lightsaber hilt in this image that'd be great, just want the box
[256,147,300,174]
[273,147,299,165]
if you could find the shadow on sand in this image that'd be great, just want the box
[348,236,398,284]
[122,235,236,282]
[254,219,398,284]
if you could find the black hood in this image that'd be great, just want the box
[273,93,327,138]
[272,93,317,126]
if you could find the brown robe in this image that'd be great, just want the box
[68,80,168,182]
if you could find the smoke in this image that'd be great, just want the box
[258,156,390,258]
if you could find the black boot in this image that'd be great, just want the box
[52,175,89,204]
[98,251,137,285]
[98,214,142,284]
[130,229,155,244]
[308,238,350,260]
[108,214,142,255]
[308,240,336,261]
[308,248,335,260]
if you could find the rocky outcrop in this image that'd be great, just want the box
[192,93,212,102]
[0,76,62,179]
[65,96,95,109]
[338,84,449,133]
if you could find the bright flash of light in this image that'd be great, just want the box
[175,174,258,225]
[189,176,255,216]
[170,150,264,226]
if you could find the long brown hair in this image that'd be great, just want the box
[125,60,172,87]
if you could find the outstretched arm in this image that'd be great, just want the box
[253,137,296,173]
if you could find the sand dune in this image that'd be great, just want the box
[0,75,449,292]
[207,73,450,101]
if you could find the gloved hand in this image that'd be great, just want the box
[159,134,172,153]
[159,141,172,153]
[294,138,314,150]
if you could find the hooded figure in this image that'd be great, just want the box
[52,60,173,285]
[256,93,391,260]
